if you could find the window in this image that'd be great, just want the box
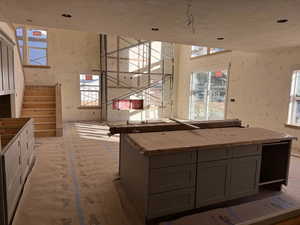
[15,26,48,66]
[288,71,300,125]
[191,46,208,57]
[189,71,228,120]
[210,48,225,54]
[191,46,226,58]
[80,74,100,107]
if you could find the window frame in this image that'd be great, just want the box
[15,26,49,67]
[190,46,228,58]
[288,70,300,126]
[189,70,228,121]
[79,74,101,109]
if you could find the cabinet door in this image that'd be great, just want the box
[20,130,30,182]
[196,160,230,208]
[4,138,21,190]
[6,171,22,223]
[228,156,261,200]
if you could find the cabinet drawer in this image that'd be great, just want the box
[150,165,196,194]
[148,188,195,218]
[230,145,261,158]
[150,151,196,169]
[198,148,229,162]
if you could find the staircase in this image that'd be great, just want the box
[22,84,63,137]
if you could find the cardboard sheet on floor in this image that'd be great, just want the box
[159,194,300,225]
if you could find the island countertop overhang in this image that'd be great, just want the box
[126,127,297,155]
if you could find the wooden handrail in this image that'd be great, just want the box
[55,83,63,137]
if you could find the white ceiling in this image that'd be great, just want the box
[1,0,300,51]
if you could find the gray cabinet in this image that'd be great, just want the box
[0,118,35,225]
[119,128,295,223]
[197,160,230,207]
[121,141,263,222]
[197,147,261,206]
[228,156,261,199]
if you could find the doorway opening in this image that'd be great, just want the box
[0,94,12,118]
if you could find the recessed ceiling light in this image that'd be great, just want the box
[152,27,159,31]
[216,37,224,40]
[26,19,33,22]
[62,13,72,18]
[277,19,288,23]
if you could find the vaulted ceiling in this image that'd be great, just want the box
[1,0,300,51]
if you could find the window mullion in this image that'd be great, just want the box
[24,26,29,65]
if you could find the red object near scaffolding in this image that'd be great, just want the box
[112,99,143,110]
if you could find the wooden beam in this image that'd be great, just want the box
[108,119,242,135]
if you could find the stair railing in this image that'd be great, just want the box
[55,83,63,137]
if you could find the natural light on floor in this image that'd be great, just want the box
[74,123,119,142]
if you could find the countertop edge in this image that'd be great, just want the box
[140,137,296,156]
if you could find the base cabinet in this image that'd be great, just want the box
[0,118,35,225]
[120,137,291,222]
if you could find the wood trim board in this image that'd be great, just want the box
[108,119,242,134]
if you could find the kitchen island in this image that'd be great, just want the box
[119,126,296,223]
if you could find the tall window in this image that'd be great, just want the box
[288,71,300,125]
[80,74,100,107]
[15,26,48,66]
[189,71,228,120]
[191,46,226,58]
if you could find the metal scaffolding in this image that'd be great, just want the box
[97,35,175,121]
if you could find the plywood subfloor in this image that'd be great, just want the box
[12,122,300,225]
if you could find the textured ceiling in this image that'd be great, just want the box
[1,0,300,51]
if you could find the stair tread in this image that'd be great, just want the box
[34,122,56,125]
[24,101,56,103]
[24,95,55,97]
[23,108,56,110]
[34,129,56,132]
[25,85,55,88]
[23,115,55,118]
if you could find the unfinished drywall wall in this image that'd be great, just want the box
[22,27,101,121]
[22,28,175,122]
[175,45,232,119]
[0,22,24,118]
[175,44,300,149]
[227,48,300,150]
